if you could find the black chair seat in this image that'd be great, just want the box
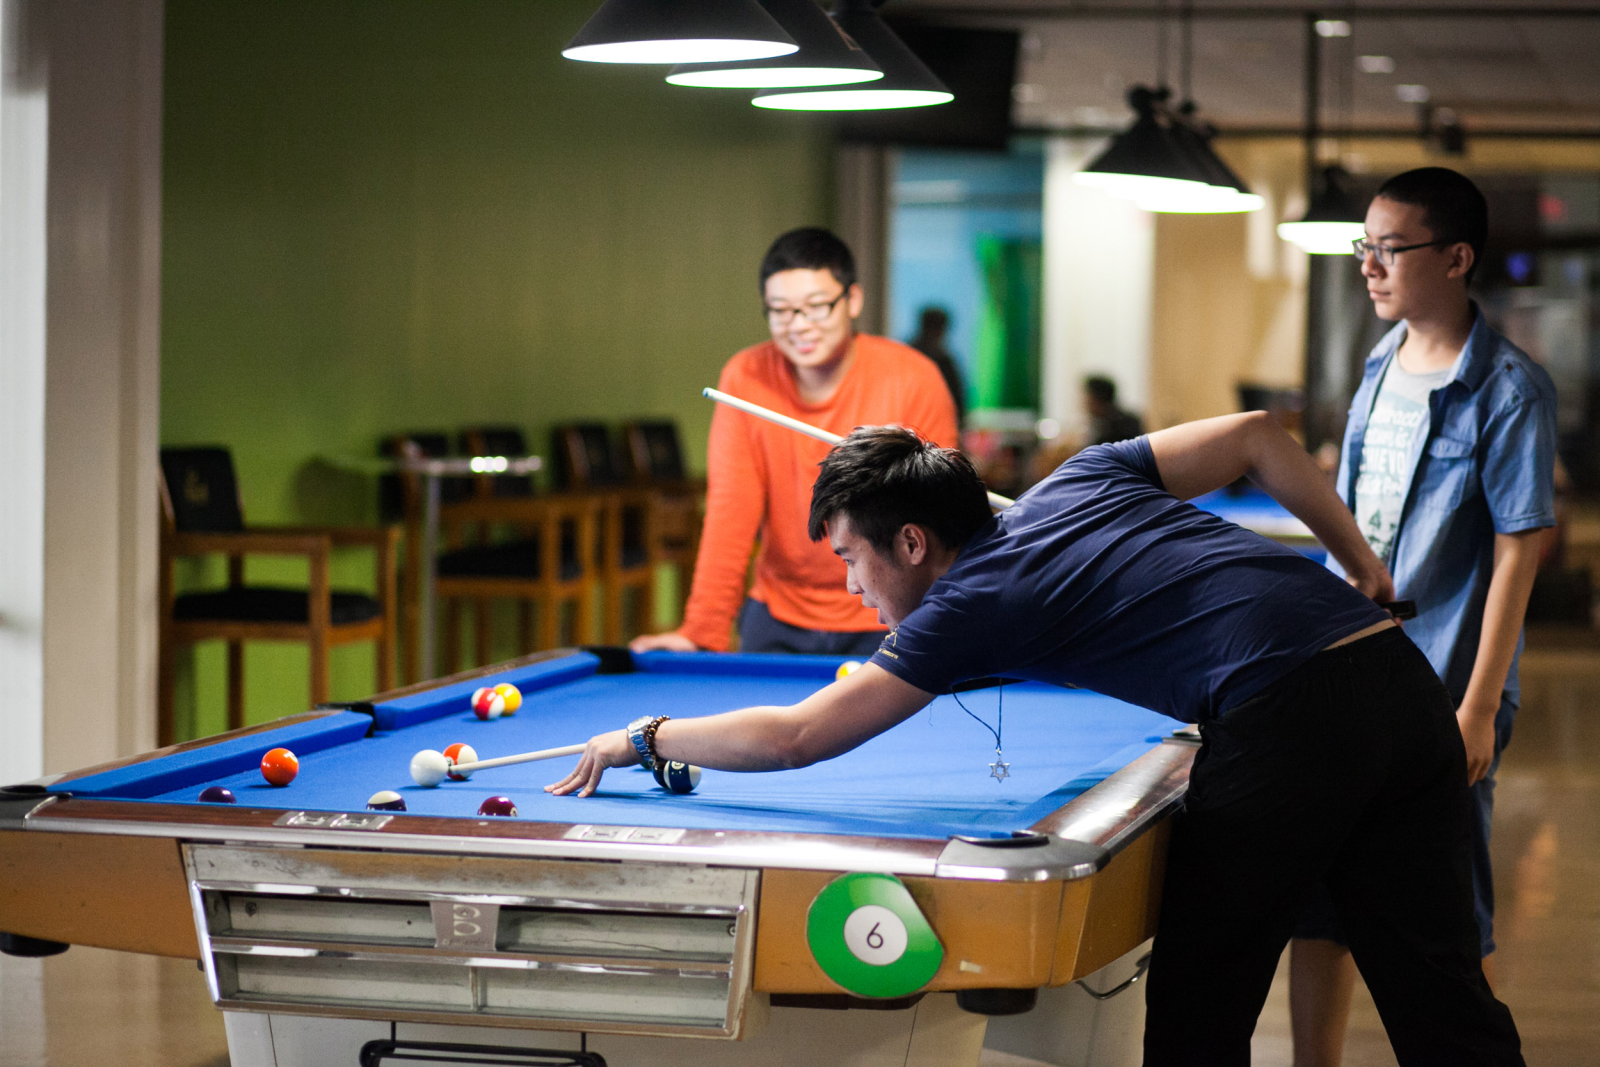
[174,587,382,626]
[437,539,582,582]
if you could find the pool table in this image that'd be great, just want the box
[0,648,1193,1067]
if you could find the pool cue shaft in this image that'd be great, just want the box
[701,387,1015,510]
[451,742,587,774]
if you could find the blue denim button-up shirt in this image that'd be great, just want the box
[1330,310,1557,705]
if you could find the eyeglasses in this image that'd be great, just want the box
[1352,238,1450,266]
[764,291,847,326]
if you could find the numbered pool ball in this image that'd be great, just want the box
[477,796,517,817]
[653,760,702,795]
[836,660,863,681]
[260,748,299,787]
[443,742,478,781]
[366,790,407,812]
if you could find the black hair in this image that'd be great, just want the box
[759,227,857,294]
[1375,167,1488,284]
[808,426,993,555]
[1084,375,1117,405]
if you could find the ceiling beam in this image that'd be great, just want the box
[891,4,1600,21]
[1014,124,1600,139]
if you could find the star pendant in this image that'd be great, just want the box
[989,755,1011,781]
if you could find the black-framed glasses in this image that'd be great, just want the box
[764,291,847,326]
[1352,238,1450,266]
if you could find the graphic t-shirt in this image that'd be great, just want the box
[868,439,1390,723]
[1353,357,1454,561]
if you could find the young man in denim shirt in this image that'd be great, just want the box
[1291,168,1556,1066]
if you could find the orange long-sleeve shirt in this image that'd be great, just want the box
[679,335,961,651]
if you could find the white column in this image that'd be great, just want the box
[0,0,48,785]
[1040,137,1154,435]
[39,0,164,772]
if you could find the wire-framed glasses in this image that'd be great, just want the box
[1352,238,1450,266]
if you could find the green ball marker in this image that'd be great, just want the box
[806,872,943,998]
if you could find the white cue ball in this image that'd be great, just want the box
[410,749,450,788]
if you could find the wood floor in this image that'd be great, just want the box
[3,631,1598,1066]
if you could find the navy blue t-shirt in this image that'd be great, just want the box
[870,438,1390,723]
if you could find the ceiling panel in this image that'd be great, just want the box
[889,2,1600,134]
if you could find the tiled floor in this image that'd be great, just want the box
[4,632,1598,1066]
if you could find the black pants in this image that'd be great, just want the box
[736,598,885,657]
[1143,627,1522,1066]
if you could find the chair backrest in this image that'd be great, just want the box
[159,447,245,533]
[380,432,471,521]
[622,421,687,482]
[550,424,624,490]
[460,426,535,498]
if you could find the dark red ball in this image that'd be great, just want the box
[477,795,517,817]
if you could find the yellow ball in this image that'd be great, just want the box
[835,660,864,681]
[493,682,522,715]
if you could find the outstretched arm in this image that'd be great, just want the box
[545,663,935,797]
[1147,412,1393,602]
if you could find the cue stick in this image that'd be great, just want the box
[701,387,1015,510]
[449,742,587,775]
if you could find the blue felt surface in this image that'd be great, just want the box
[1192,488,1329,565]
[66,654,1176,841]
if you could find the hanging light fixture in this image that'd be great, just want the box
[1078,2,1262,215]
[751,0,951,111]
[666,0,882,89]
[1073,87,1216,203]
[1279,165,1367,253]
[1278,14,1366,253]
[1148,111,1265,214]
[563,0,797,65]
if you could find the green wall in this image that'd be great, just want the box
[161,0,835,739]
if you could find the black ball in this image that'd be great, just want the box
[653,760,702,795]
[198,786,236,804]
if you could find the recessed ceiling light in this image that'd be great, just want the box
[1314,20,1351,38]
[1396,84,1431,103]
[1357,55,1395,75]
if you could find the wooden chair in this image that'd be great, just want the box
[157,447,399,746]
[551,424,654,645]
[423,428,599,672]
[622,421,705,625]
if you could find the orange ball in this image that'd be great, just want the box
[260,747,299,787]
[443,742,478,781]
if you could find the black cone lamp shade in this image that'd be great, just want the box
[1150,118,1264,214]
[563,0,798,65]
[1074,97,1212,201]
[752,0,951,111]
[668,0,881,89]
[1279,166,1367,254]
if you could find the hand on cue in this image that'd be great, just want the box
[544,729,640,798]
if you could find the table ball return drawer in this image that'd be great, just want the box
[188,843,758,1039]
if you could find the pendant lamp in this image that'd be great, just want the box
[1074,87,1213,201]
[563,0,797,65]
[752,0,951,111]
[1147,116,1265,214]
[667,0,882,89]
[1278,166,1367,254]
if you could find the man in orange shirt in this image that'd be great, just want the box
[630,228,960,655]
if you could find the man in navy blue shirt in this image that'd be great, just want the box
[551,412,1523,1066]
